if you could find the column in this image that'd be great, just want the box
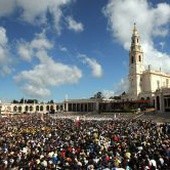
[95,101,99,113]
[65,102,68,112]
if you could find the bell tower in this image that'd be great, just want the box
[128,23,144,100]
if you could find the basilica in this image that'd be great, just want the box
[123,24,170,101]
[121,24,170,113]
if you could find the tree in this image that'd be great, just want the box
[48,100,54,104]
[96,92,104,99]
[91,92,104,99]
[27,99,38,104]
[19,98,24,103]
[113,96,121,100]
[12,100,19,104]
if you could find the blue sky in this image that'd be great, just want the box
[0,0,170,102]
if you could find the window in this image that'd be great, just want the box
[166,79,169,87]
[147,97,150,101]
[139,55,141,62]
[164,98,167,107]
[157,80,160,89]
[131,56,134,63]
[140,77,142,86]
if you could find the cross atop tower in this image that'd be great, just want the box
[132,22,139,36]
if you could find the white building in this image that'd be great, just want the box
[0,102,64,115]
[155,88,170,113]
[125,23,170,103]
[0,99,100,115]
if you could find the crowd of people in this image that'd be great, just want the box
[0,113,169,170]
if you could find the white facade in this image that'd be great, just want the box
[0,99,100,114]
[155,88,170,113]
[127,24,170,101]
[140,69,170,95]
[0,102,64,114]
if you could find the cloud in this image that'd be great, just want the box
[15,33,82,99]
[17,42,33,62]
[0,27,12,75]
[102,90,115,99]
[0,27,8,46]
[0,0,77,34]
[0,0,15,17]
[79,54,103,78]
[159,42,165,50]
[102,77,129,98]
[59,45,68,52]
[66,16,84,32]
[22,84,51,98]
[17,0,73,33]
[103,0,170,72]
[17,32,53,61]
[114,77,129,95]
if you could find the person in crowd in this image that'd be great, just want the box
[0,113,169,170]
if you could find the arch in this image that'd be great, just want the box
[30,106,33,112]
[50,105,55,114]
[146,97,150,100]
[40,105,43,111]
[36,105,39,111]
[13,106,17,112]
[25,105,29,112]
[18,106,22,113]
[56,105,59,111]
[50,105,54,111]
[46,105,49,111]
[141,97,144,100]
